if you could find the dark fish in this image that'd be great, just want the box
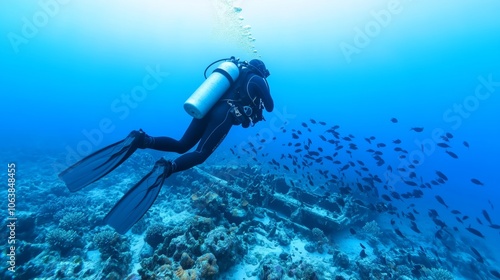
[339,187,352,195]
[406,212,416,221]
[310,119,317,124]
[391,192,402,200]
[435,230,443,240]
[451,210,461,215]
[360,249,367,258]
[364,137,372,144]
[435,171,448,181]
[488,199,494,210]
[463,141,469,148]
[477,218,483,225]
[437,143,450,148]
[403,180,418,187]
[435,195,449,208]
[382,194,392,201]
[292,133,299,139]
[394,228,405,239]
[490,270,500,279]
[349,228,356,235]
[410,127,424,132]
[489,224,500,229]
[412,189,423,198]
[462,215,469,221]
[428,209,439,218]
[401,193,411,199]
[445,132,453,138]
[393,139,401,144]
[466,226,485,238]
[360,243,366,249]
[482,210,492,225]
[391,219,395,226]
[433,217,447,228]
[319,121,326,125]
[410,222,421,233]
[470,247,484,263]
[390,118,398,123]
[301,122,308,128]
[445,150,458,159]
[471,178,484,186]
[308,151,320,157]
[340,164,350,171]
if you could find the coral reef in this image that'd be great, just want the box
[145,223,168,248]
[361,220,381,237]
[93,230,132,278]
[258,256,285,280]
[333,250,351,269]
[59,211,87,231]
[46,228,82,254]
[139,254,174,279]
[396,265,412,277]
[10,150,495,279]
[175,267,198,280]
[309,227,329,253]
[287,260,320,280]
[200,226,246,271]
[424,268,454,280]
[167,234,198,261]
[194,253,219,278]
[180,252,195,269]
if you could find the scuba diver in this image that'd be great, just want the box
[59,57,273,234]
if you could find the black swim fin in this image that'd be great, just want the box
[103,158,172,234]
[59,130,145,192]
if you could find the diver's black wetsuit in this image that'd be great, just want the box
[144,72,274,173]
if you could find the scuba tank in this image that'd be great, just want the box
[184,57,241,119]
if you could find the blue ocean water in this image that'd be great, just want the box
[1,0,500,279]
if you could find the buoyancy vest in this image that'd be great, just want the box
[221,68,265,128]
